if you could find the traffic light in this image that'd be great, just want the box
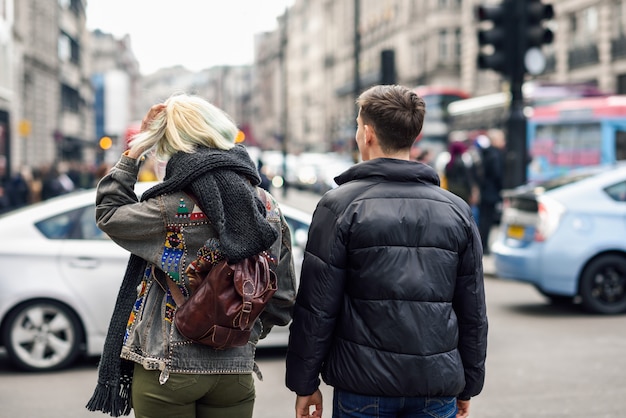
[524,0,554,48]
[476,1,514,75]
[380,49,396,85]
[521,1,554,76]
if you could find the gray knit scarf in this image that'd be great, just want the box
[86,145,277,416]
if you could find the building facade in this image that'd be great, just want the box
[250,0,626,153]
[89,30,141,163]
[3,0,626,181]
[0,0,13,178]
[3,0,94,175]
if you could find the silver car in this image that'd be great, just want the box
[0,182,310,371]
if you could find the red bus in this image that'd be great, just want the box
[527,95,626,182]
[413,86,470,160]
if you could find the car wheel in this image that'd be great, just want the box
[2,301,83,371]
[579,255,626,314]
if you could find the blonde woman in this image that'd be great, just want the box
[87,94,296,418]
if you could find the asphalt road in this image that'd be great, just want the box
[1,272,626,417]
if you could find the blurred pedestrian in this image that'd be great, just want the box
[87,93,297,418]
[6,166,31,209]
[445,138,480,208]
[41,162,74,200]
[285,85,488,418]
[415,148,431,164]
[257,159,271,191]
[477,130,505,254]
[0,156,9,213]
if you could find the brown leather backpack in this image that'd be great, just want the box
[160,251,277,349]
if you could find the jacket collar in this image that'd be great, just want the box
[334,158,440,187]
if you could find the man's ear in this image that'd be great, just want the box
[364,124,375,145]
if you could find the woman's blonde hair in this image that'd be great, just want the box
[129,93,238,160]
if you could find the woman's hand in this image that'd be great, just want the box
[127,104,166,159]
[141,103,166,132]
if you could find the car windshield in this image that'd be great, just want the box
[531,165,614,192]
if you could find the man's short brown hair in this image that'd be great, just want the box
[357,85,426,153]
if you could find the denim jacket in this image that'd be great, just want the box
[96,155,296,383]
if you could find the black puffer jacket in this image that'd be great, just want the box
[286,158,487,400]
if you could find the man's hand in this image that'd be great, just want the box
[295,389,323,418]
[457,399,470,418]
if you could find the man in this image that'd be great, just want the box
[285,85,488,418]
[477,129,505,254]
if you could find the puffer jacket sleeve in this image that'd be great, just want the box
[454,212,488,400]
[285,198,347,396]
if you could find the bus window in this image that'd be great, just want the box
[529,123,602,180]
[414,86,470,161]
[527,95,626,182]
[616,131,626,161]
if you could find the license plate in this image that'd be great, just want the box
[507,225,525,240]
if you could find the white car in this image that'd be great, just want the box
[0,182,310,371]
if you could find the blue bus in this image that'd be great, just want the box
[527,95,626,182]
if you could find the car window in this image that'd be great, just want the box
[35,208,82,239]
[35,204,111,240]
[605,181,626,202]
[537,171,601,191]
[80,205,111,240]
[284,216,309,248]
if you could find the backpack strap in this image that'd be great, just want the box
[151,265,186,307]
[161,187,270,309]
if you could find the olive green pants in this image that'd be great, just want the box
[132,363,255,418]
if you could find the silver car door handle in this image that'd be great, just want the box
[67,257,101,269]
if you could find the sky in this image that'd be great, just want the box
[86,0,295,75]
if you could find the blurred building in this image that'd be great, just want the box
[550,0,626,93]
[139,65,255,144]
[251,29,284,151]
[0,0,13,178]
[11,0,94,169]
[250,0,626,154]
[4,0,624,180]
[89,30,141,163]
[251,0,495,154]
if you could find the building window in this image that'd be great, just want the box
[438,29,448,61]
[61,84,80,113]
[454,28,461,61]
[59,0,82,15]
[618,74,626,94]
[58,32,80,64]
[571,7,599,47]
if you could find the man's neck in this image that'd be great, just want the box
[365,148,411,161]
